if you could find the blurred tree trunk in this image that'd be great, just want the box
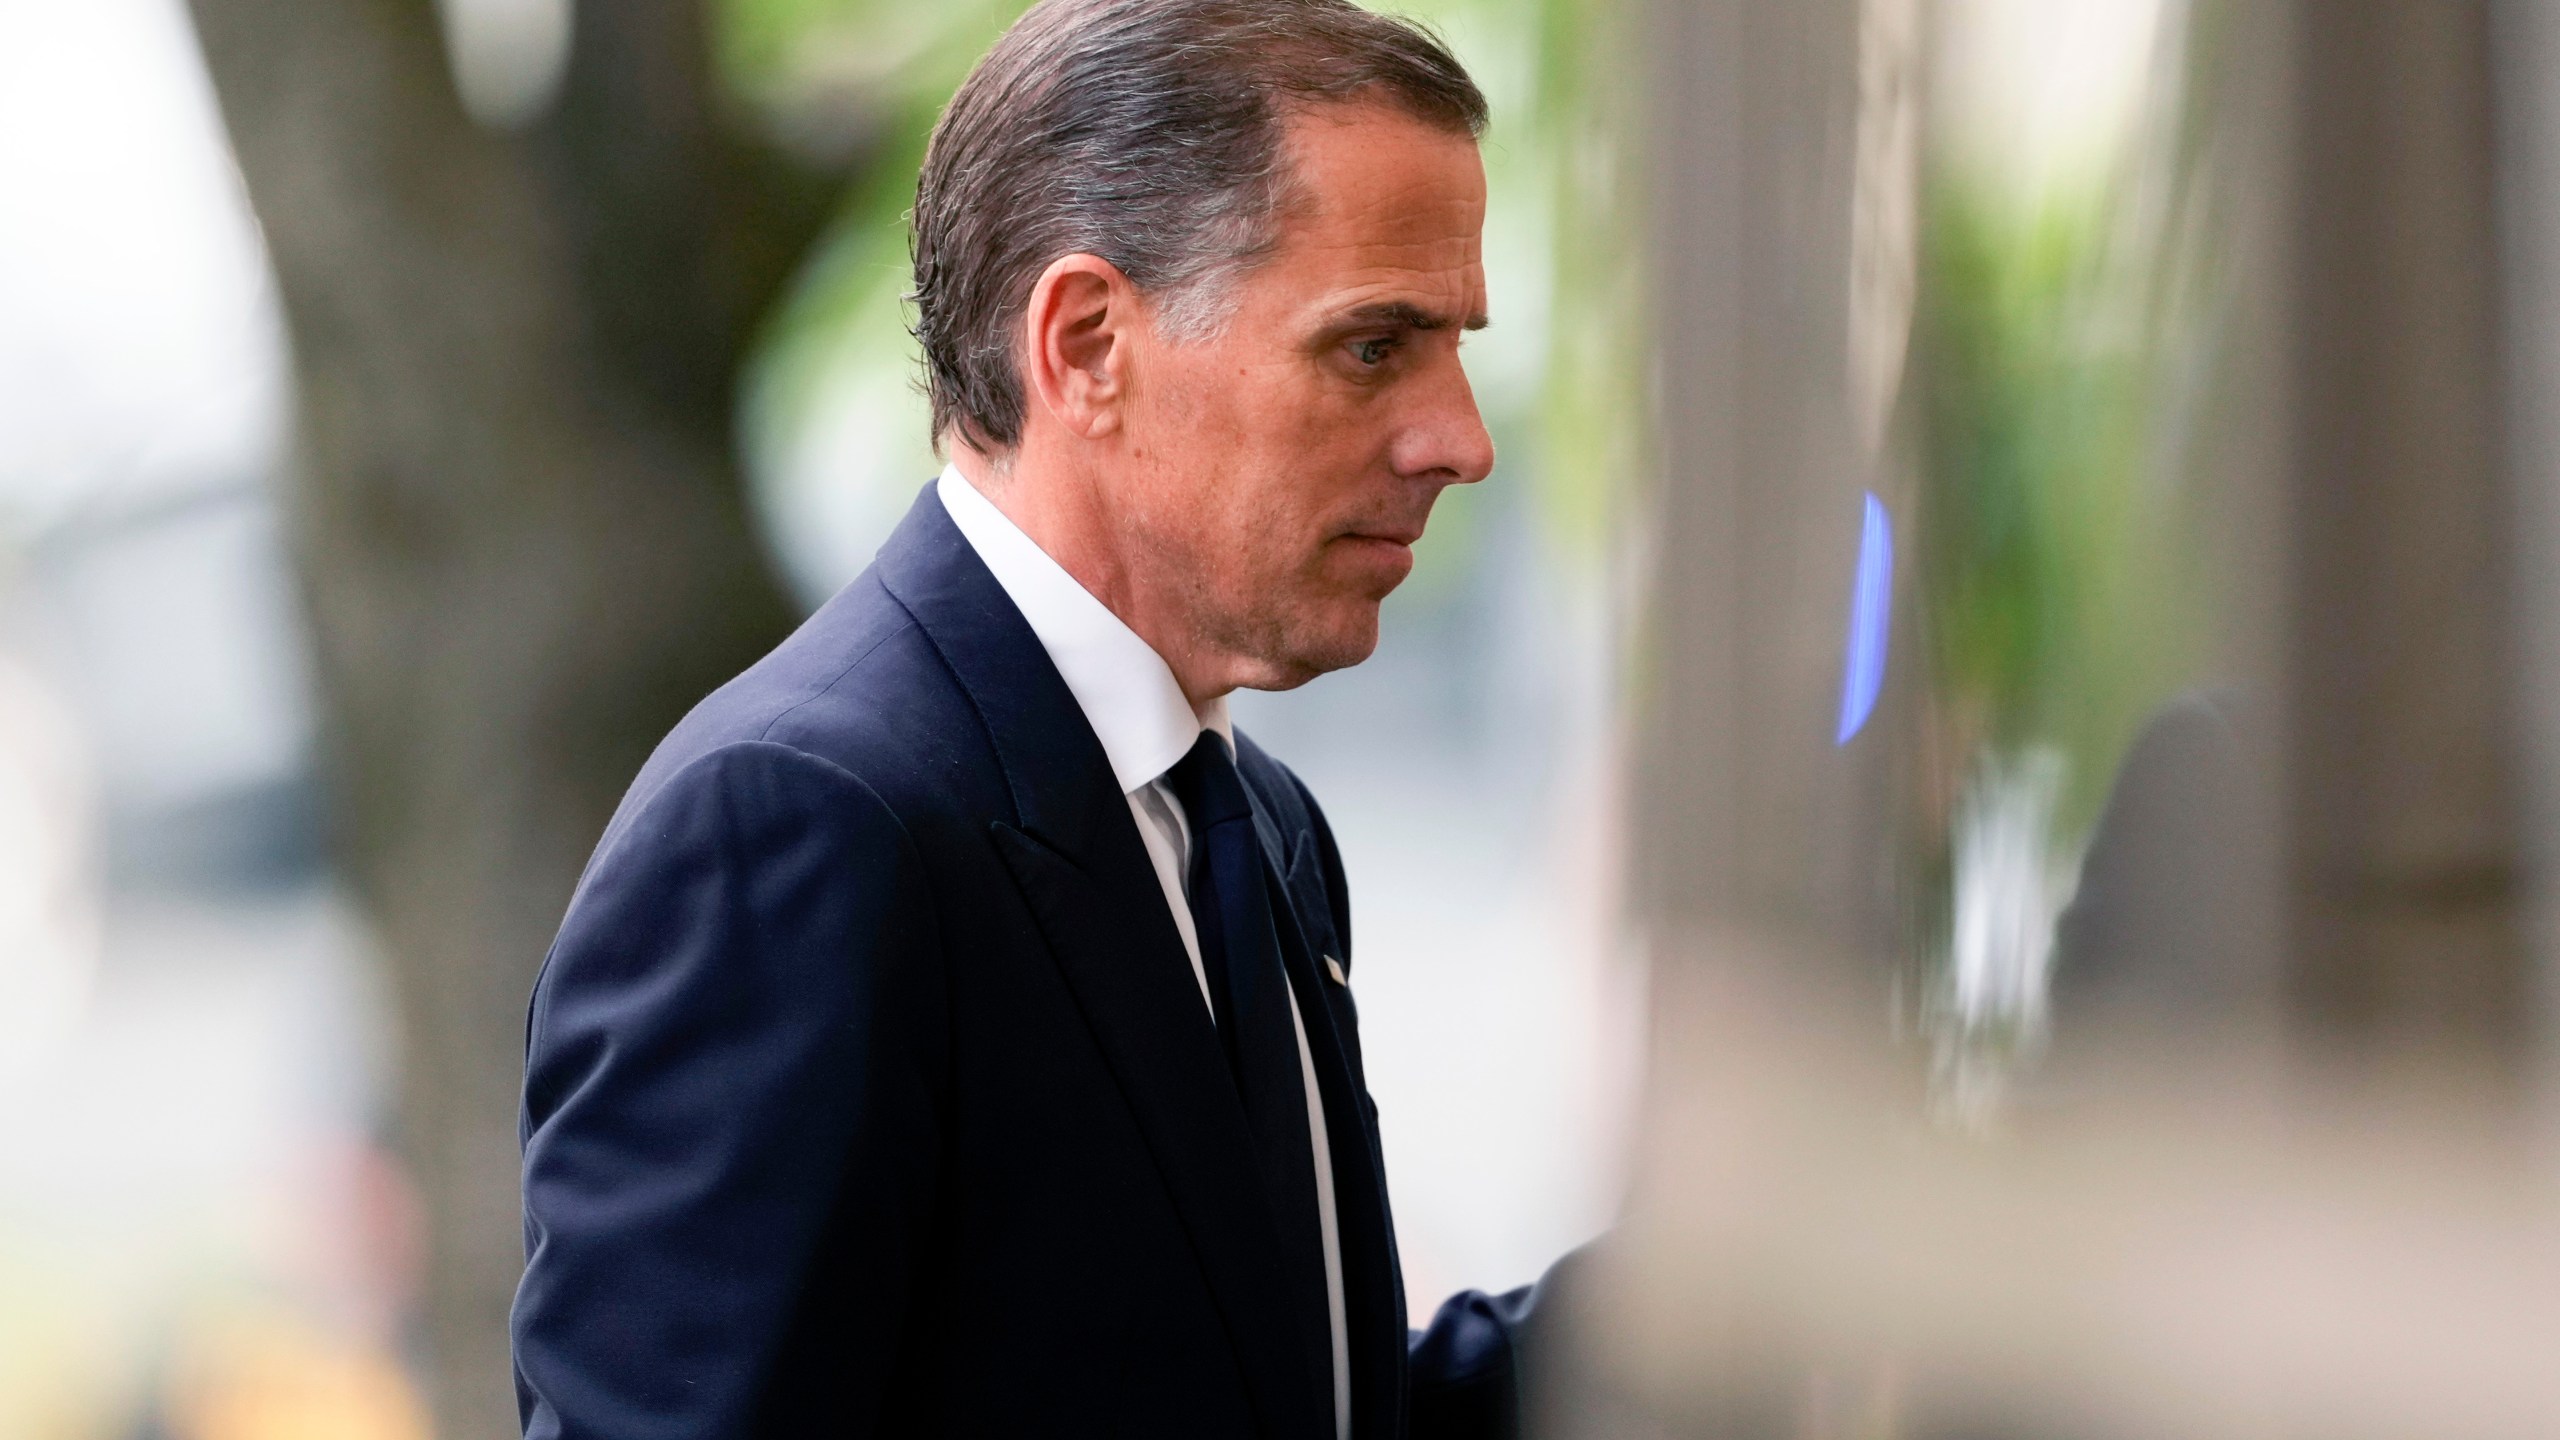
[181,1,839,1433]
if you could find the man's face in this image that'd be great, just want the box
[1116,103,1494,691]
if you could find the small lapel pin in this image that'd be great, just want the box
[1323,954,1348,987]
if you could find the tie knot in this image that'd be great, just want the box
[1164,730,1252,831]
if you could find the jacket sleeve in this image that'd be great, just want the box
[1406,1242,1594,1439]
[513,740,946,1440]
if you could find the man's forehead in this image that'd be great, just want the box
[1275,109,1478,221]
[1262,114,1488,328]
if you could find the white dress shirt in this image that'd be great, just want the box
[936,467,1352,1439]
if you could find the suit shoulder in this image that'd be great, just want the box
[605,573,995,848]
[668,574,934,751]
[582,739,919,890]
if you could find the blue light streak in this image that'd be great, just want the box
[1835,491,1894,746]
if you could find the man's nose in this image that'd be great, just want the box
[1392,360,1497,488]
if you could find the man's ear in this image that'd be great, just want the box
[1022,253,1133,441]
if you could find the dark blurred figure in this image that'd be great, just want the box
[2046,689,2263,1056]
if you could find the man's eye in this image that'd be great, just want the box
[1349,337,1397,367]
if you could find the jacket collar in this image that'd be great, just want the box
[933,466,1231,794]
[872,484,1132,861]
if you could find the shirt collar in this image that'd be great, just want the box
[936,466,1230,795]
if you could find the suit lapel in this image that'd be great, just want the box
[1280,835,1365,1081]
[1245,785,1408,1440]
[875,487,1329,1439]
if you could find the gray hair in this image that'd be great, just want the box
[909,0,1489,453]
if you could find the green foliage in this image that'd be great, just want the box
[1900,6,2244,1117]
[1913,153,2221,838]
[715,0,1021,119]
[726,0,1022,461]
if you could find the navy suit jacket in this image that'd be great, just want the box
[514,487,1533,1439]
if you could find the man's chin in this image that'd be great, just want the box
[1237,610,1382,691]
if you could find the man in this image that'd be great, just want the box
[513,1,1543,1435]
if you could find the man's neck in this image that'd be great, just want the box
[950,444,1230,710]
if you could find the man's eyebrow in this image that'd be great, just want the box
[1332,300,1492,332]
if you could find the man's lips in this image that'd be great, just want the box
[1332,531,1421,587]
[1337,525,1426,549]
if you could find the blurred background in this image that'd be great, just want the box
[7,0,2560,1435]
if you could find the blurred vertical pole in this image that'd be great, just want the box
[2279,2,2532,1093]
[1631,0,1876,998]
[1601,4,1879,1422]
[2494,0,2560,1135]
[1554,4,1879,1430]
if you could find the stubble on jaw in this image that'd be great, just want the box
[1119,482,1376,695]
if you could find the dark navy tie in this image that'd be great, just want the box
[1164,731,1334,1394]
